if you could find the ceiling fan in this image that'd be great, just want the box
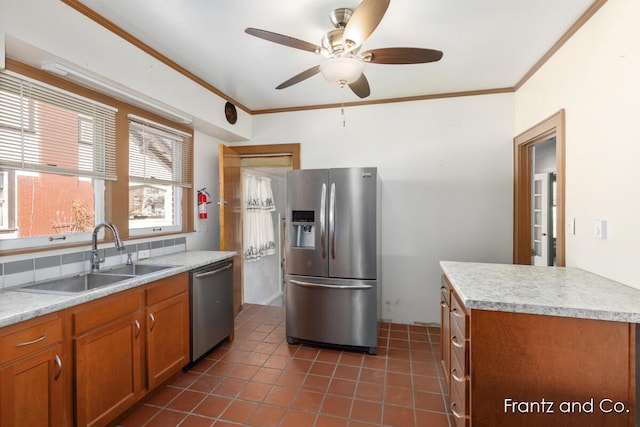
[245,0,443,99]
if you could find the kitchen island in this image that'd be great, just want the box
[440,261,640,427]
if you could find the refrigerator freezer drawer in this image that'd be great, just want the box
[285,274,377,354]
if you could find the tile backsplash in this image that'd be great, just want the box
[0,237,186,289]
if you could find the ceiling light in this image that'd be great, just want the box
[41,62,193,125]
[319,56,364,87]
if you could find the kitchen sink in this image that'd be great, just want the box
[11,263,178,296]
[98,264,173,276]
[14,273,134,295]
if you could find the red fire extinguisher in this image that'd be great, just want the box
[197,188,211,219]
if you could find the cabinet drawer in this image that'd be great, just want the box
[450,349,469,426]
[0,316,62,365]
[441,276,451,306]
[73,292,141,335]
[450,380,469,427]
[146,273,188,306]
[450,290,467,336]
[450,312,467,371]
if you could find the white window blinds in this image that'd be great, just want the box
[128,115,192,188]
[0,71,117,180]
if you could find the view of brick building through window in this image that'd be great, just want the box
[1,98,96,239]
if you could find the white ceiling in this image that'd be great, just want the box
[76,0,595,112]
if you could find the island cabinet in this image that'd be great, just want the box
[441,273,636,427]
[144,273,189,390]
[439,277,451,389]
[0,313,66,426]
[71,291,144,427]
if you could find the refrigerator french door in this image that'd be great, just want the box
[285,167,378,354]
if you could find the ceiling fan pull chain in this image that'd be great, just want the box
[340,87,347,128]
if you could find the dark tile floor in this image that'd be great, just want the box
[117,304,452,427]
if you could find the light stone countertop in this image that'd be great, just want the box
[440,261,640,323]
[0,250,236,329]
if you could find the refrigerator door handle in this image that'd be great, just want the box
[289,279,372,290]
[329,182,336,259]
[320,183,326,259]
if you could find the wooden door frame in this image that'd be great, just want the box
[513,110,565,266]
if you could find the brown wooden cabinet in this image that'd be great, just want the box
[145,273,189,390]
[72,292,143,427]
[441,275,469,427]
[70,274,191,426]
[440,276,451,389]
[1,270,195,427]
[0,315,66,426]
[441,273,636,427]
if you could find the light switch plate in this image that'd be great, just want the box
[593,219,607,239]
[138,249,150,259]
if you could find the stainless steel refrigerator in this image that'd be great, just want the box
[285,167,379,354]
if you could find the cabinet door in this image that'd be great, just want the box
[0,345,64,427]
[74,313,142,427]
[146,292,189,390]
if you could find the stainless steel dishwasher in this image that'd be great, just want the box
[188,259,234,365]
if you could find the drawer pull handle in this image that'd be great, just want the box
[451,335,465,348]
[451,402,464,419]
[451,307,465,318]
[54,355,62,380]
[15,334,47,347]
[134,320,141,338]
[149,313,156,331]
[451,368,465,383]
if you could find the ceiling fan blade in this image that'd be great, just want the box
[348,73,371,98]
[343,0,390,48]
[362,47,444,64]
[276,65,321,89]
[245,28,320,53]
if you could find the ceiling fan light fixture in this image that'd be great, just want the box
[319,56,364,86]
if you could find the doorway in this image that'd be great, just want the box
[531,138,556,266]
[242,167,289,306]
[218,143,300,315]
[513,110,565,266]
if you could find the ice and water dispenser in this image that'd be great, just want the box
[291,210,315,248]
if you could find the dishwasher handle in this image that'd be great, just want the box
[289,279,372,290]
[194,263,232,279]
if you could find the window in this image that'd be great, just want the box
[0,71,116,249]
[128,115,192,235]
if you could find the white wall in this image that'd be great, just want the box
[515,0,640,288]
[185,131,221,251]
[244,94,514,324]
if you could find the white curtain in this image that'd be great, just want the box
[244,174,276,261]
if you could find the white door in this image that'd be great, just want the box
[532,173,552,266]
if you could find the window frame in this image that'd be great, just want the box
[0,59,194,255]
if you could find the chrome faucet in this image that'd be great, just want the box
[91,221,125,271]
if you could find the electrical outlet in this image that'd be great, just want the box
[138,249,150,259]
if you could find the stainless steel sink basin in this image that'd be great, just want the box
[15,273,134,295]
[98,264,173,276]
